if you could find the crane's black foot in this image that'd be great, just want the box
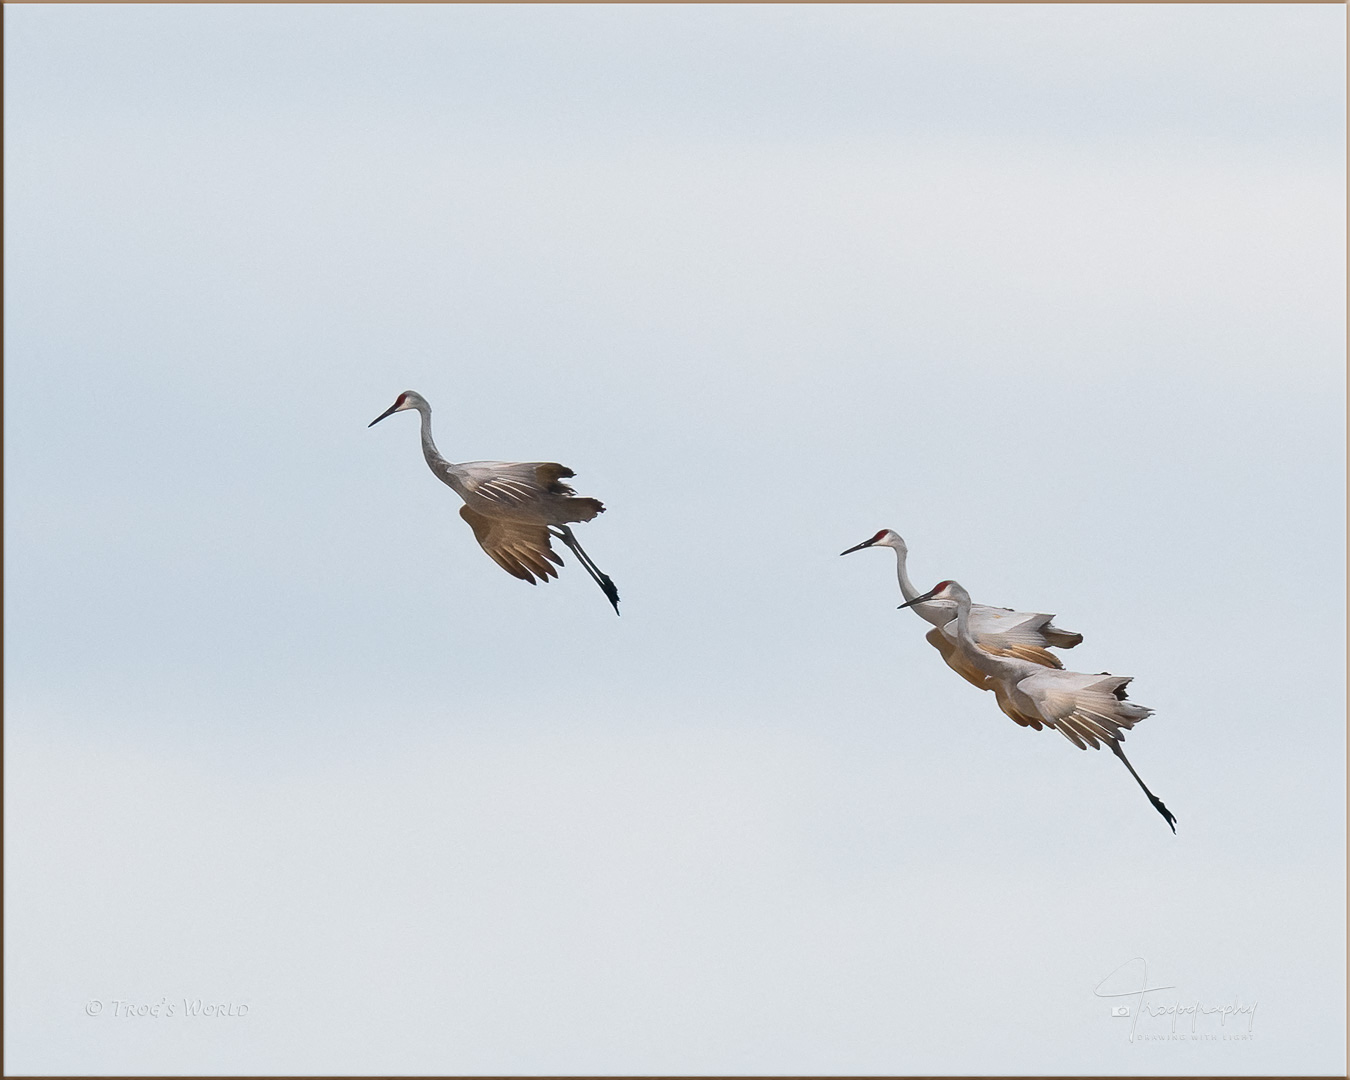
[1151,796,1177,834]
[600,576,621,615]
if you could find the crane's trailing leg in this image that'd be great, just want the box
[549,525,621,615]
[1110,741,1176,834]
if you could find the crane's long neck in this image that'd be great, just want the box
[415,404,445,469]
[891,545,949,629]
[413,404,465,494]
[891,545,921,604]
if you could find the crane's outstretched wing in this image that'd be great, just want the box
[977,637,1066,669]
[1017,671,1153,751]
[460,461,561,506]
[458,506,564,584]
[455,461,605,522]
[934,620,1066,670]
[951,605,1082,662]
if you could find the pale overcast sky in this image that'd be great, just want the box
[5,4,1345,1075]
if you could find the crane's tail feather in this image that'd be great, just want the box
[1044,628,1084,649]
[560,496,605,523]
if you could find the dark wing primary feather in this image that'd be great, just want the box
[960,605,1084,655]
[533,462,579,494]
[458,506,564,584]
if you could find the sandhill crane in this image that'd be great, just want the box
[901,579,1176,832]
[369,390,620,614]
[841,529,1082,688]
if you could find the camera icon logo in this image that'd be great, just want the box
[1111,1006,1130,1017]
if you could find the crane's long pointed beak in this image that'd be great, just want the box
[368,403,400,427]
[899,586,941,610]
[839,539,875,556]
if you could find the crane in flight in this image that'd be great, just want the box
[902,579,1176,832]
[841,529,1082,688]
[369,390,620,614]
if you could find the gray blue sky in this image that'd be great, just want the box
[5,4,1345,1074]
